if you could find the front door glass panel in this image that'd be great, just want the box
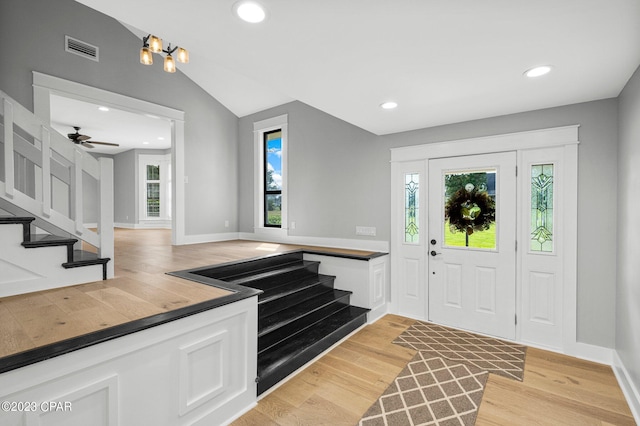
[443,169,497,249]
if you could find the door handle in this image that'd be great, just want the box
[430,250,441,257]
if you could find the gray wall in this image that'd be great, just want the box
[238,102,382,240]
[239,99,619,349]
[617,65,640,397]
[0,0,238,237]
[113,150,136,225]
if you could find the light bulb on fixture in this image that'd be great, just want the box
[164,53,176,73]
[140,47,153,65]
[149,35,163,53]
[177,47,189,64]
[140,35,153,65]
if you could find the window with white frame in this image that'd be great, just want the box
[139,154,171,222]
[254,115,288,233]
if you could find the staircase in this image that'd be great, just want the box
[0,216,110,296]
[191,251,370,395]
[1,89,114,296]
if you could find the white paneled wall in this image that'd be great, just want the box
[0,297,258,426]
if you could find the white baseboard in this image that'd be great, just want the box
[222,401,258,426]
[180,232,241,245]
[367,304,389,324]
[569,341,614,365]
[239,232,389,253]
[114,222,171,230]
[613,351,640,424]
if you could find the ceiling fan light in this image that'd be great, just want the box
[164,54,176,73]
[177,47,189,64]
[140,47,153,65]
[149,35,162,53]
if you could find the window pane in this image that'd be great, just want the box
[147,182,160,217]
[265,131,282,191]
[444,170,496,249]
[147,164,160,181]
[530,164,554,252]
[404,173,419,243]
[265,194,281,226]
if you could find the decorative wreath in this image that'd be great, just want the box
[445,184,495,235]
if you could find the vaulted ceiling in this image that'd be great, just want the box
[76,0,640,135]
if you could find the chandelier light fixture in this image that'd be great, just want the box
[140,34,189,73]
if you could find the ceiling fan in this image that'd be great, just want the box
[67,126,119,149]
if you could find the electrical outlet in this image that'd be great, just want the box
[225,220,229,228]
[291,221,296,230]
[356,226,376,236]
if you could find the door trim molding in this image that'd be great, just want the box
[391,125,578,162]
[390,125,580,354]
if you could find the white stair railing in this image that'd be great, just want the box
[0,90,114,278]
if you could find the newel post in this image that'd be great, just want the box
[98,156,115,279]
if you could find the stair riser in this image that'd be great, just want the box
[258,280,335,318]
[258,295,352,353]
[191,252,304,280]
[23,244,74,264]
[257,311,368,395]
[258,289,353,336]
[0,217,33,242]
[236,263,320,290]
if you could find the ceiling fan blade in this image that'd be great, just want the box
[81,142,95,149]
[77,134,91,141]
[88,141,120,147]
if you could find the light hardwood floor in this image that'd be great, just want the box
[116,229,635,426]
[233,314,635,425]
[106,229,636,425]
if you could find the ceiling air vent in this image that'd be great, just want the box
[65,36,99,62]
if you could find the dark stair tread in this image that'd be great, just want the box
[258,291,353,353]
[259,289,352,336]
[22,234,77,248]
[0,216,35,225]
[258,281,335,318]
[225,260,320,285]
[257,306,369,394]
[62,250,110,268]
[259,274,335,304]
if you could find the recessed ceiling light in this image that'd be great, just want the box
[380,101,398,110]
[142,141,150,145]
[98,106,109,112]
[234,1,266,23]
[524,65,552,78]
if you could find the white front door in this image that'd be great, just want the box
[428,152,517,339]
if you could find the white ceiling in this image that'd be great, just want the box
[75,0,640,136]
[50,95,171,154]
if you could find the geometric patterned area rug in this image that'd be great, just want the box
[358,351,489,426]
[392,321,527,382]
